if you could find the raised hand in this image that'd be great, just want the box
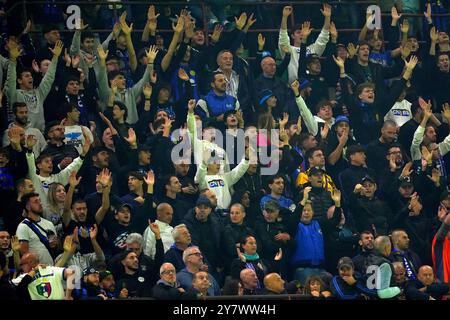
[123,128,137,146]
[244,13,257,32]
[354,183,364,195]
[400,19,410,34]
[302,186,312,202]
[113,22,121,39]
[63,235,75,253]
[330,21,338,41]
[145,45,159,64]
[331,189,341,204]
[11,235,21,252]
[89,224,98,240]
[184,15,195,39]
[144,170,155,186]
[75,18,89,31]
[98,168,112,188]
[421,146,433,164]
[81,127,91,156]
[26,134,37,149]
[283,6,293,17]
[347,43,358,59]
[49,40,64,58]
[320,124,330,140]
[400,161,413,178]
[321,3,332,18]
[143,83,152,98]
[71,54,81,68]
[97,45,109,62]
[441,103,450,120]
[279,112,289,128]
[257,33,265,51]
[8,42,23,61]
[211,24,223,43]
[290,79,300,95]
[430,26,438,42]
[187,99,196,114]
[63,48,71,65]
[147,5,160,31]
[148,220,161,238]
[172,15,184,33]
[8,126,22,147]
[301,21,312,39]
[119,12,133,35]
[424,2,432,23]
[427,168,441,185]
[235,12,247,30]
[338,127,349,145]
[69,171,82,188]
[404,55,418,71]
[202,148,212,165]
[332,55,345,69]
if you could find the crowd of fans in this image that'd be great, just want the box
[0,1,450,301]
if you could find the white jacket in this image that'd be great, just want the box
[142,220,174,259]
[26,152,83,208]
[278,28,330,83]
[195,156,249,210]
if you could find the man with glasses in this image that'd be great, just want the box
[152,262,194,300]
[176,246,221,296]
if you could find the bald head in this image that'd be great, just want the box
[156,203,173,224]
[264,273,285,294]
[381,120,398,143]
[20,252,39,273]
[261,57,276,77]
[418,265,434,286]
[240,268,258,290]
[374,236,392,257]
[391,230,409,251]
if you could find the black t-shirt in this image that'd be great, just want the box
[103,219,133,255]
[116,271,153,297]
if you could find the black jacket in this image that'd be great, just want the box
[152,280,196,300]
[405,280,449,300]
[183,209,224,269]
[349,193,393,236]
[339,165,376,203]
[222,223,255,262]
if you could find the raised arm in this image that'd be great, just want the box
[63,172,81,227]
[279,6,293,58]
[290,79,318,136]
[131,45,158,98]
[142,5,159,43]
[161,15,184,72]
[119,12,137,72]
[96,45,112,103]
[94,169,112,225]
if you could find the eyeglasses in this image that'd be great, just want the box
[188,252,202,257]
[161,270,176,275]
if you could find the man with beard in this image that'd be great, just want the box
[2,102,47,157]
[16,193,58,265]
[195,71,239,123]
[99,270,129,299]
[72,267,105,300]
[116,250,153,297]
[352,231,375,275]
[366,120,398,175]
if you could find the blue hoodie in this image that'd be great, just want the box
[291,220,325,267]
